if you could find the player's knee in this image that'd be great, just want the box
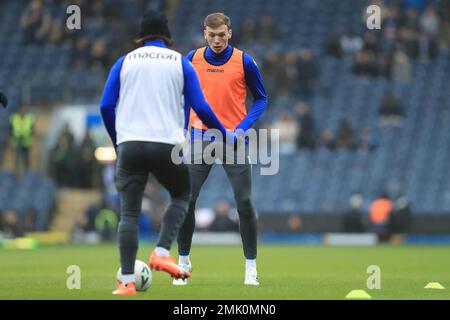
[120,210,139,223]
[171,193,191,212]
[236,198,255,217]
[189,193,199,208]
[118,216,139,231]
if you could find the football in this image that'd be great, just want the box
[116,260,152,291]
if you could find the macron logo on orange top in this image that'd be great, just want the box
[206,68,225,73]
[189,47,247,131]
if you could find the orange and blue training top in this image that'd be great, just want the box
[186,45,268,139]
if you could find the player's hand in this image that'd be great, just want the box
[225,131,238,147]
[0,92,7,108]
[226,131,245,151]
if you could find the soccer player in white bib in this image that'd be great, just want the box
[100,10,234,296]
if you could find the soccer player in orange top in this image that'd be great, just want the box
[176,13,268,286]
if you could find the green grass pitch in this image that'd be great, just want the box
[0,244,449,299]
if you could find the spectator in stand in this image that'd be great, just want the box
[342,194,366,233]
[20,0,52,44]
[353,50,379,77]
[261,51,280,97]
[236,19,256,45]
[384,2,401,31]
[388,196,412,235]
[318,129,336,150]
[22,208,37,233]
[108,16,135,58]
[379,93,405,126]
[325,32,342,58]
[73,131,97,188]
[340,31,363,56]
[47,18,64,45]
[420,5,440,39]
[294,101,316,149]
[335,119,356,150]
[377,53,392,79]
[49,123,76,186]
[271,110,299,155]
[444,0,450,19]
[391,48,412,97]
[437,21,450,53]
[90,38,110,71]
[381,3,401,53]
[71,36,91,70]
[85,197,108,233]
[10,106,35,178]
[268,52,297,97]
[0,210,22,238]
[95,207,119,242]
[362,32,380,55]
[281,52,299,96]
[358,127,378,152]
[257,15,279,44]
[418,30,438,62]
[208,200,239,232]
[286,215,302,233]
[369,193,393,242]
[297,48,319,99]
[84,196,119,242]
[401,6,420,30]
[397,26,419,59]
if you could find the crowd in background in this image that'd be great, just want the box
[251,0,449,155]
[16,0,450,159]
[0,208,37,238]
[3,0,450,237]
[48,123,101,188]
[71,182,240,242]
[19,0,167,72]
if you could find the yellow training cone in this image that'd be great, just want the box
[345,290,372,299]
[424,282,445,290]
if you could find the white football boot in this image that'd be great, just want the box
[244,267,259,286]
[172,263,193,285]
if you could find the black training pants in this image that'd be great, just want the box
[177,140,258,259]
[115,141,191,275]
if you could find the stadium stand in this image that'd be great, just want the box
[0,170,57,232]
[1,0,450,236]
[173,0,450,215]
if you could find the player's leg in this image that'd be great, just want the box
[172,162,212,285]
[223,163,258,258]
[147,142,192,279]
[114,142,148,295]
[173,140,214,285]
[223,144,259,285]
[176,162,213,256]
[177,140,214,258]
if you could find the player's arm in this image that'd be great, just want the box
[99,55,125,148]
[236,53,268,132]
[182,50,197,130]
[182,56,232,140]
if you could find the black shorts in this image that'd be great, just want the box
[115,141,190,199]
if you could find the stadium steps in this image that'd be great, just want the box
[50,189,101,233]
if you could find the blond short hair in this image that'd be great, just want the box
[203,12,231,30]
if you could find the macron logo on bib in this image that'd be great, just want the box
[207,68,225,73]
[128,52,178,61]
